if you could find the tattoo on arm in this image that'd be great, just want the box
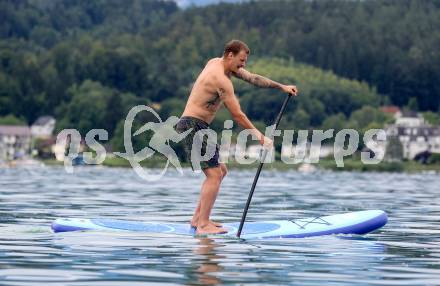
[205,88,225,109]
[234,70,282,89]
[206,94,220,108]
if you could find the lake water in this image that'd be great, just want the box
[1,166,439,285]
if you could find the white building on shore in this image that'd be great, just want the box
[385,110,440,160]
[386,125,440,159]
[31,116,56,138]
[0,125,32,161]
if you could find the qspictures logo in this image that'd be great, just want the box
[57,105,387,181]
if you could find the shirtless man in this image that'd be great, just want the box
[176,40,298,235]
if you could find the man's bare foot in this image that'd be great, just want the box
[191,218,197,228]
[191,219,222,228]
[210,221,223,227]
[196,224,228,235]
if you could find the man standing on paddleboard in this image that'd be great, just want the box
[176,40,298,235]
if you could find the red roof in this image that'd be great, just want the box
[380,106,401,114]
[0,125,31,136]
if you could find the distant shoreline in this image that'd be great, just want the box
[34,157,440,173]
[100,157,440,173]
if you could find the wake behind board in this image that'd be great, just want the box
[51,210,387,239]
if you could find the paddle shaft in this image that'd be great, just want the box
[237,94,292,238]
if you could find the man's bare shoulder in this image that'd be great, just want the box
[207,57,222,63]
[216,73,233,89]
[203,58,232,87]
[205,57,224,70]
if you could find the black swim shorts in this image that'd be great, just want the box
[175,116,220,170]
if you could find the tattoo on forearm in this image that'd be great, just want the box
[236,71,281,88]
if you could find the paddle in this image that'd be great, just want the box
[236,93,292,238]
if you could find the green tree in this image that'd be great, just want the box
[349,106,390,132]
[159,98,186,119]
[291,109,310,130]
[0,114,26,125]
[322,113,347,133]
[407,97,419,111]
[56,81,115,134]
[423,111,440,125]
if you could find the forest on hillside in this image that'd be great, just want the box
[1,0,439,150]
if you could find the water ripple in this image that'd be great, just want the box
[1,166,439,285]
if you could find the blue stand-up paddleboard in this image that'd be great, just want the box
[51,210,387,239]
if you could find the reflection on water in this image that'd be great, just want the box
[193,238,223,285]
[0,166,439,285]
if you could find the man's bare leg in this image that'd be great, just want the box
[191,163,227,228]
[191,200,222,228]
[196,166,228,235]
